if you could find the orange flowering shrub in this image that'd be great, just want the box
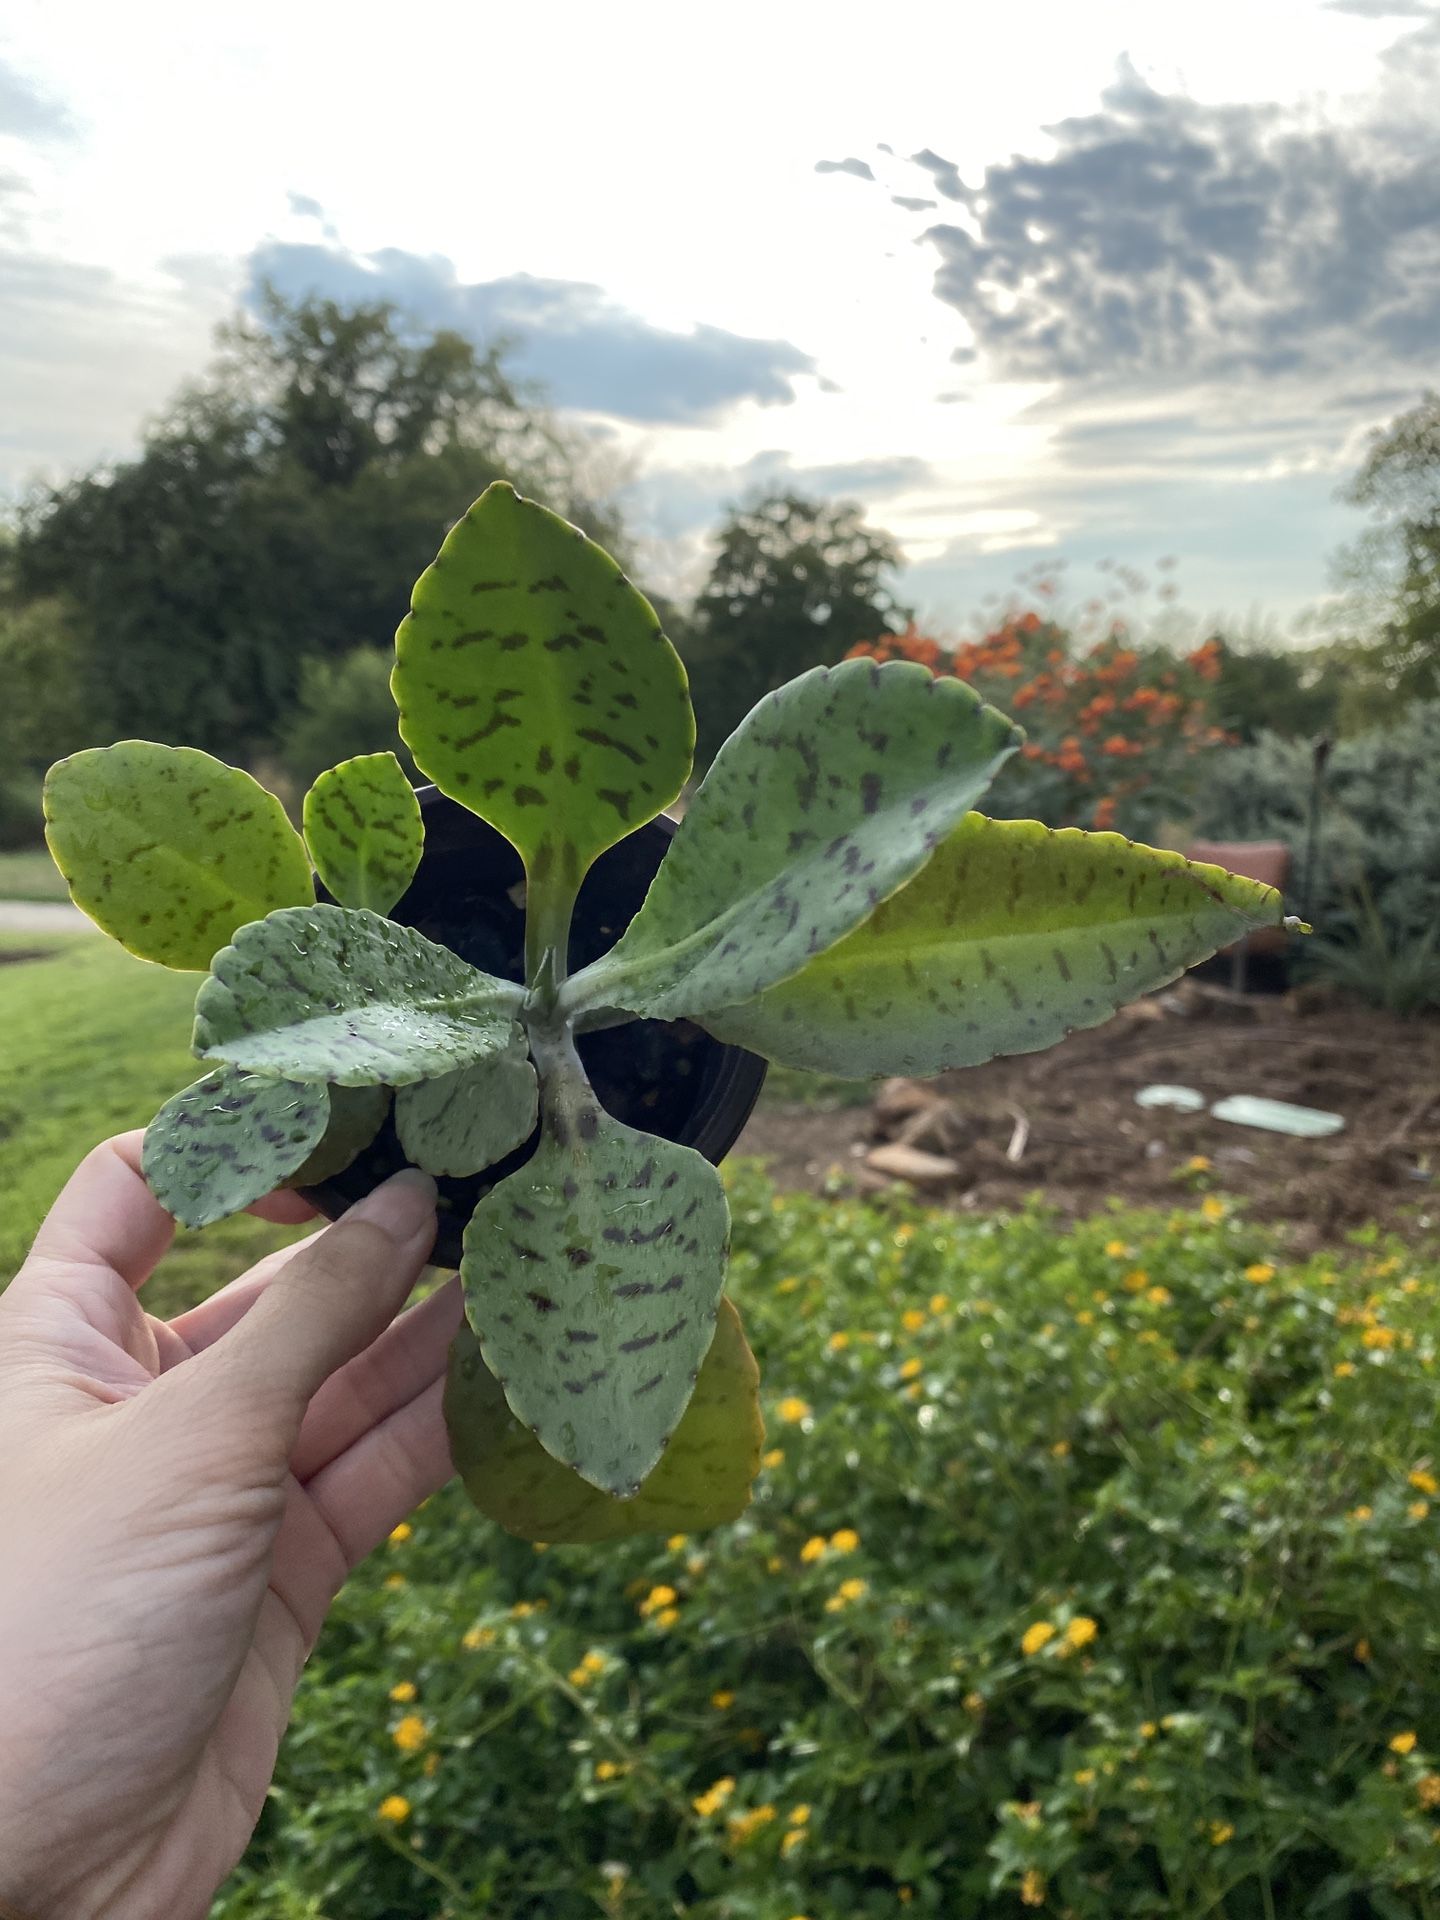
[848,617,1228,832]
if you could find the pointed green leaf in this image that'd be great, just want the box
[395,1032,539,1177]
[444,1297,763,1542]
[703,814,1288,1075]
[460,1054,730,1498]
[143,1067,330,1228]
[564,658,1022,1023]
[285,1083,391,1187]
[43,741,313,971]
[302,752,423,915]
[393,483,693,897]
[193,903,522,1087]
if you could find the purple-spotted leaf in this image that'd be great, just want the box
[44,741,313,971]
[703,814,1289,1075]
[302,752,422,915]
[143,1066,330,1228]
[395,1030,539,1177]
[193,904,522,1087]
[564,658,1021,1024]
[285,1083,391,1188]
[392,483,693,905]
[460,1049,730,1498]
[444,1296,763,1542]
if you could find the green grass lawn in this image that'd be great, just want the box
[0,938,301,1312]
[0,848,70,901]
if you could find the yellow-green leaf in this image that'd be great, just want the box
[302,752,422,915]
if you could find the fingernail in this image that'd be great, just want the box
[346,1170,438,1244]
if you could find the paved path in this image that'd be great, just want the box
[0,901,95,933]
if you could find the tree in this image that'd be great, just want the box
[1333,391,1440,708]
[12,293,624,758]
[684,493,910,760]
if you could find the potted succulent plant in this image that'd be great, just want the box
[43,483,1291,1544]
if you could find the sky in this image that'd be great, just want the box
[1,0,1438,637]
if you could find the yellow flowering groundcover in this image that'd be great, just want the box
[217,1167,1440,1918]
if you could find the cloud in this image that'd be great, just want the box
[245,239,817,426]
[883,46,1440,390]
[0,56,74,142]
[891,194,937,212]
[620,449,933,545]
[1325,0,1436,15]
[815,156,875,180]
[286,190,326,220]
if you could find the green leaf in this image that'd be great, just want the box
[394,1032,539,1177]
[285,1083,391,1187]
[193,903,522,1087]
[143,1067,330,1228]
[445,1297,763,1542]
[460,1046,730,1497]
[702,814,1289,1075]
[392,482,693,898]
[302,752,423,915]
[43,741,313,971]
[564,658,1022,1023]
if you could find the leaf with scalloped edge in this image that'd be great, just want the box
[193,903,521,1087]
[564,658,1021,1025]
[702,814,1290,1075]
[143,1067,330,1228]
[460,1046,730,1498]
[44,741,313,970]
[286,1084,392,1188]
[302,752,423,915]
[392,483,693,905]
[444,1296,762,1542]
[395,1031,539,1177]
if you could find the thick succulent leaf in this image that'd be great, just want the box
[286,1083,391,1187]
[302,752,423,915]
[43,741,313,970]
[445,1297,763,1542]
[392,483,693,896]
[564,657,1022,1023]
[703,814,1289,1075]
[394,1032,539,1177]
[192,904,521,1087]
[460,1057,730,1498]
[143,1067,330,1228]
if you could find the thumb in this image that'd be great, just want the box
[190,1170,438,1437]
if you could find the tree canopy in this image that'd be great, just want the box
[1334,391,1440,711]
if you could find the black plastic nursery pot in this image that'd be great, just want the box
[302,785,768,1269]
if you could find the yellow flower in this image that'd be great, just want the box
[392,1714,429,1754]
[904,1381,923,1400]
[825,1576,868,1612]
[1390,1731,1419,1755]
[596,1759,628,1781]
[509,1600,536,1619]
[1355,1638,1373,1663]
[462,1625,495,1651]
[1209,1820,1234,1846]
[1105,1239,1130,1257]
[1021,1621,1056,1656]
[1185,1155,1212,1173]
[388,1681,417,1704]
[383,1573,406,1591]
[831,1528,860,1554]
[762,1448,784,1470]
[639,1584,677,1615]
[1020,1868,1046,1907]
[1140,1721,1157,1739]
[800,1536,828,1563]
[1245,1262,1275,1284]
[894,1223,914,1245]
[901,1308,927,1332]
[1334,1362,1356,1378]
[1074,1767,1097,1785]
[930,1293,950,1315]
[1123,1268,1149,1293]
[777,1397,811,1424]
[789,1803,811,1826]
[726,1803,777,1846]
[1145,1285,1172,1305]
[655,1606,680,1629]
[692,1775,736,1817]
[667,1533,688,1550]
[827,1331,851,1352]
[1362,1325,1397,1350]
[1075,1310,1095,1327]
[568,1663,595,1687]
[710,1689,735,1710]
[377,1793,411,1823]
[1050,1438,1071,1457]
[778,1276,802,1293]
[899,1889,915,1905]
[1411,1501,1430,1521]
[1418,1773,1440,1809]
[1410,1469,1439,1496]
[964,1690,985,1713]
[781,1828,806,1856]
[1201,1196,1226,1222]
[1349,1505,1373,1523]
[899,1357,923,1380]
[1064,1615,1099,1650]
[388,1522,413,1546]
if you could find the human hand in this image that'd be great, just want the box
[0,1133,457,1920]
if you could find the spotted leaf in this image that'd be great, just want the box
[302,752,423,915]
[285,1084,392,1188]
[444,1296,762,1542]
[392,483,693,904]
[565,658,1021,1024]
[460,1047,730,1498]
[143,1067,330,1228]
[395,1032,539,1177]
[193,904,522,1087]
[44,741,313,971]
[703,814,1289,1075]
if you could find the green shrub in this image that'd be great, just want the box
[220,1170,1440,1918]
[0,770,42,849]
[274,648,417,790]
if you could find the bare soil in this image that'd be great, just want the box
[733,981,1440,1254]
